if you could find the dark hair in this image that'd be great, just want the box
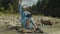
[23,6,29,11]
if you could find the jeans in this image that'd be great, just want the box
[20,17,34,29]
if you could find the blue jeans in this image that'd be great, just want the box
[20,17,34,29]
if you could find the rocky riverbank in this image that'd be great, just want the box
[0,15,60,34]
[0,15,20,28]
[0,15,60,28]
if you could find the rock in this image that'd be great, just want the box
[40,19,52,25]
[40,17,52,25]
[0,15,60,34]
[18,28,33,33]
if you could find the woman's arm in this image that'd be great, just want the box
[19,0,23,15]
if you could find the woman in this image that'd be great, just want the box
[19,0,43,33]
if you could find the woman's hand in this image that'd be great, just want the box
[19,0,22,4]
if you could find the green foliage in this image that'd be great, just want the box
[0,0,60,17]
[8,4,14,13]
[0,7,5,12]
[0,0,18,14]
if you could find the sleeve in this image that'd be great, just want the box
[19,4,23,15]
[25,11,32,17]
[18,3,24,19]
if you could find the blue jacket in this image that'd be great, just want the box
[19,4,34,29]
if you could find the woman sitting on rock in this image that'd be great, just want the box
[19,0,43,33]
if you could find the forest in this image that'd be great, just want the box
[0,0,60,17]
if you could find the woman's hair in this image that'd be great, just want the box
[23,5,29,11]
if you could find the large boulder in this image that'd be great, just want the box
[40,17,53,25]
